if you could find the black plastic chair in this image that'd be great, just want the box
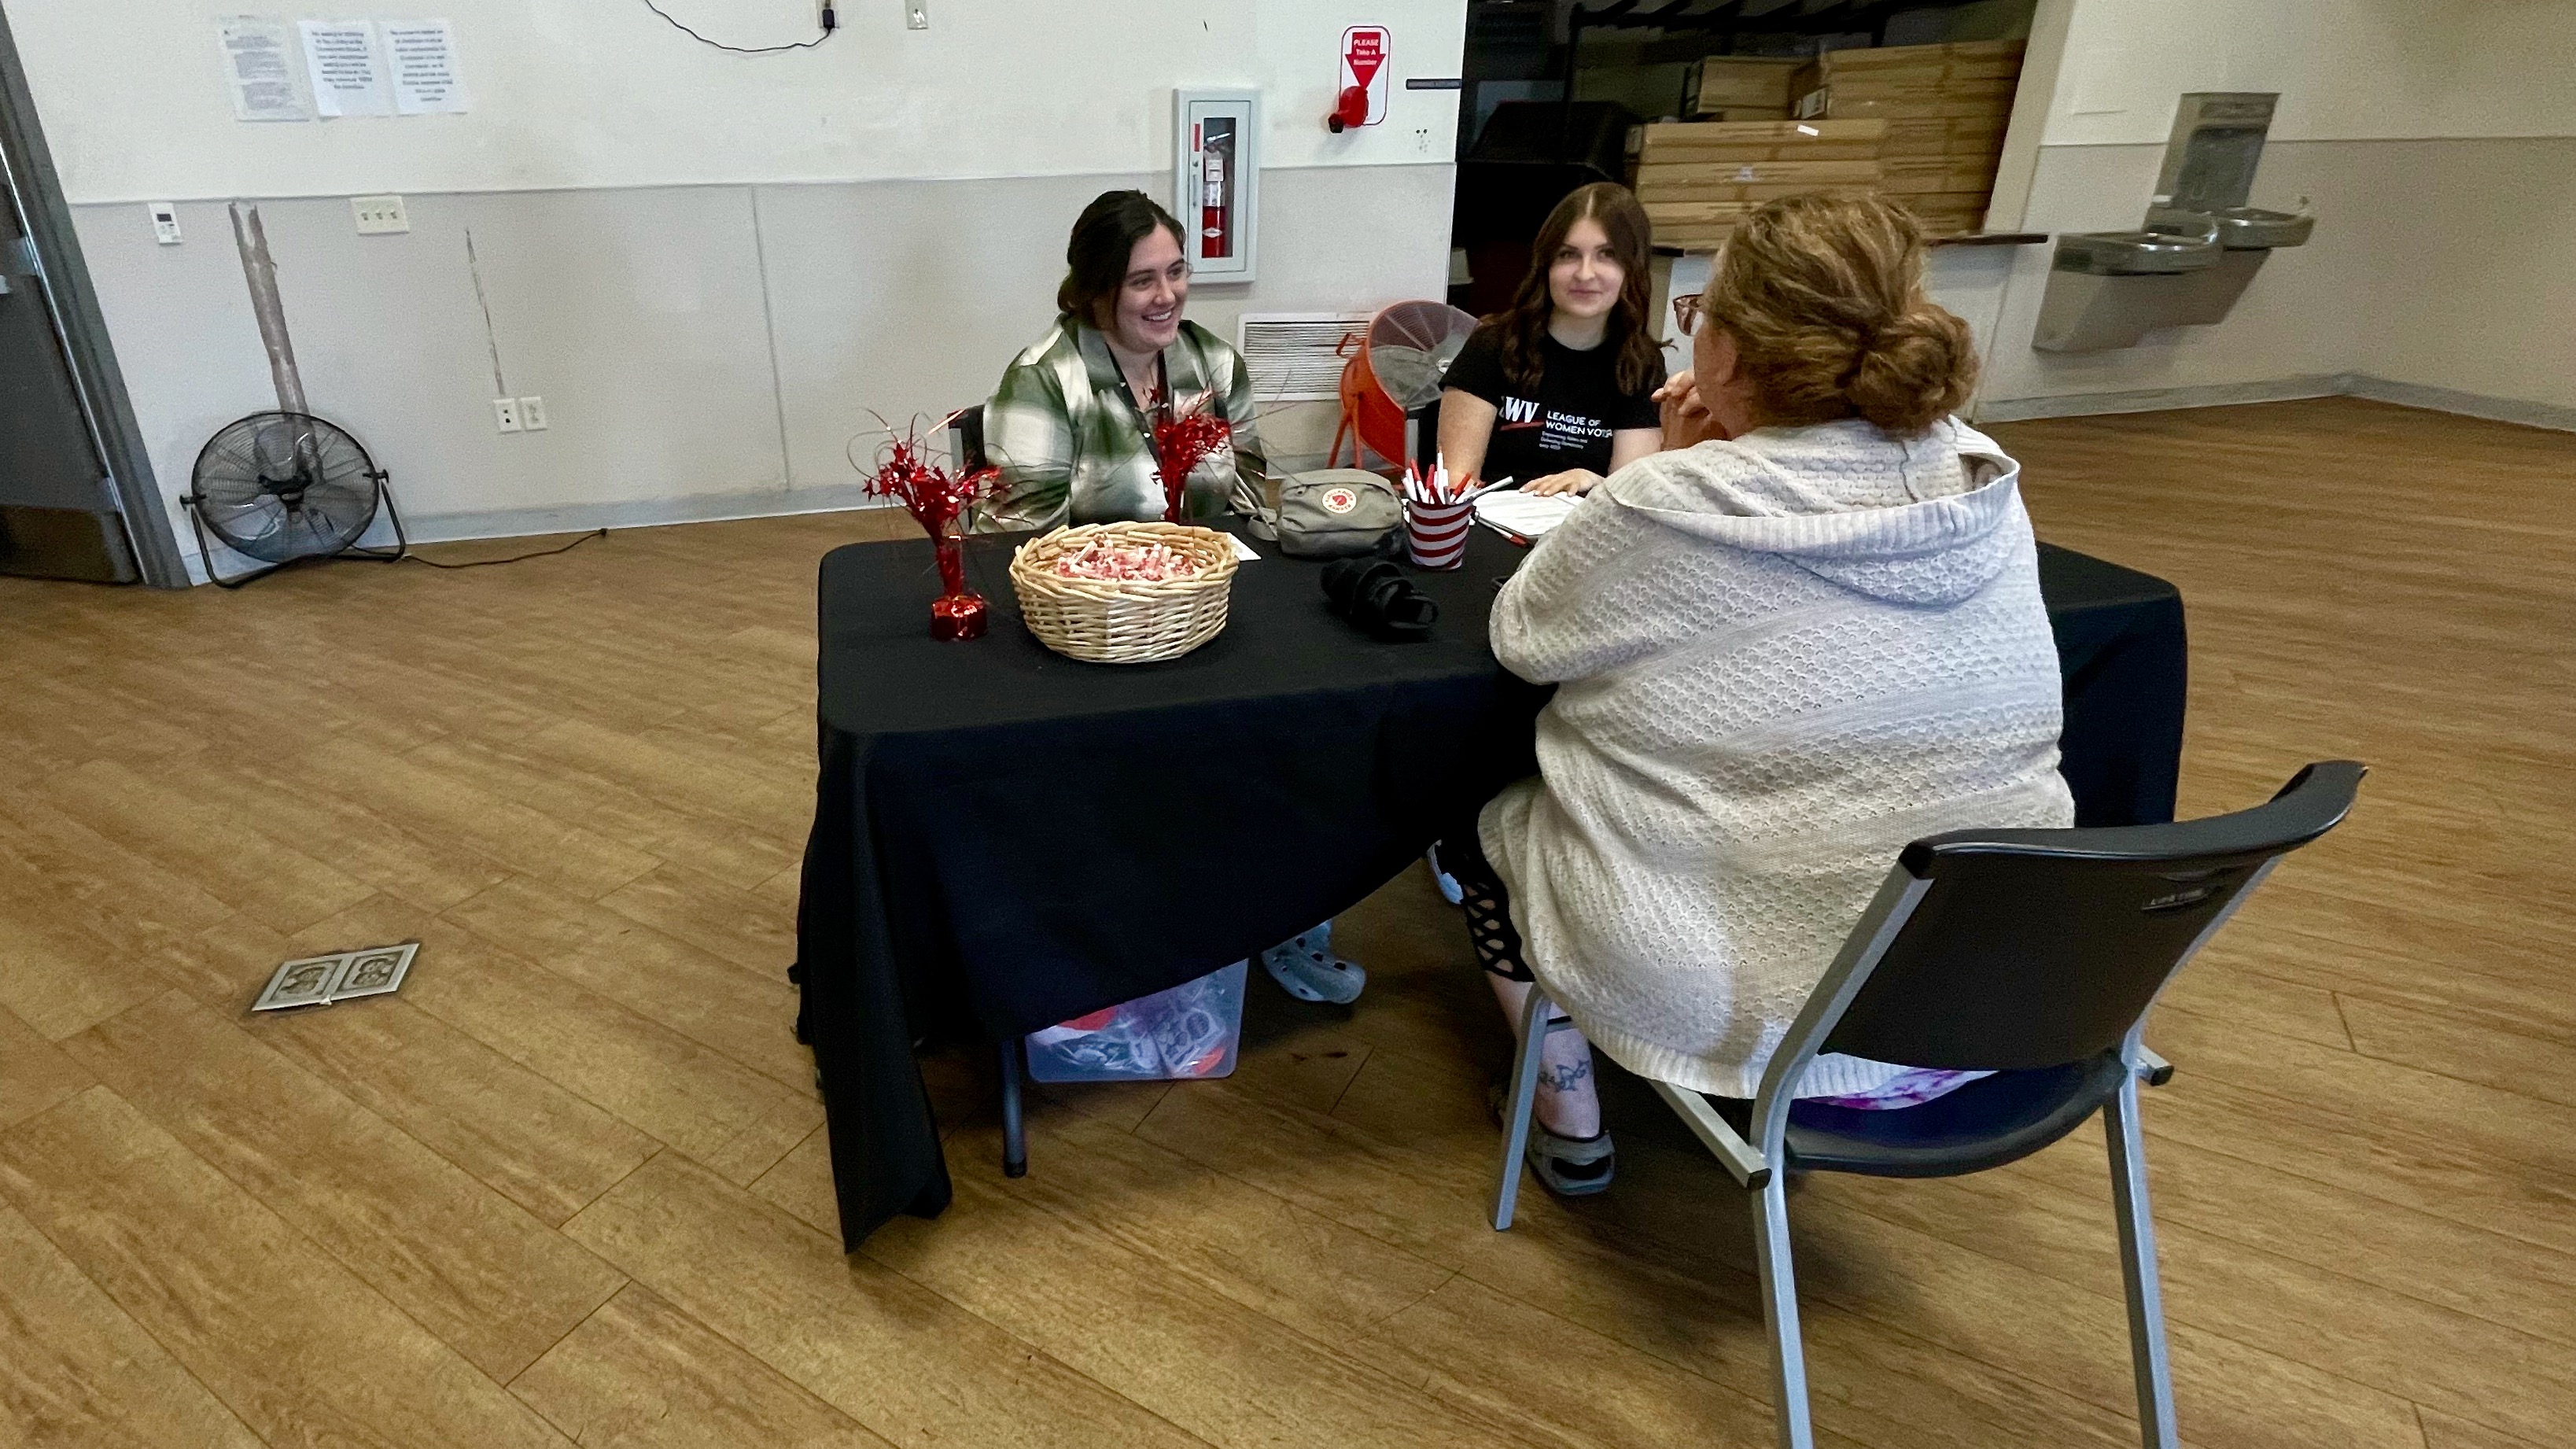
[945,404,988,474]
[1492,762,2365,1449]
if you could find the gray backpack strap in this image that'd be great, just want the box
[1231,470,1281,540]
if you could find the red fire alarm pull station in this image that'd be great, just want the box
[1333,26,1389,130]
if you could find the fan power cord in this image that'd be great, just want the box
[403,528,608,570]
[641,0,836,52]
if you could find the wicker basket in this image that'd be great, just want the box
[1008,522,1240,664]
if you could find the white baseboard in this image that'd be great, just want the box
[2340,376,2576,434]
[1974,373,2576,433]
[175,485,896,584]
[169,376,2573,585]
[398,484,889,545]
[1970,376,2346,423]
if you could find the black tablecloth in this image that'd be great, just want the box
[794,526,2185,1248]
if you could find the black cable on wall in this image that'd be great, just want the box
[640,0,838,53]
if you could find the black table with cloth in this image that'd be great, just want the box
[793,524,2186,1248]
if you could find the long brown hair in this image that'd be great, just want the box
[1706,193,1976,436]
[1483,183,1660,396]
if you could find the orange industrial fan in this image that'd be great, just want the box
[1329,300,1480,471]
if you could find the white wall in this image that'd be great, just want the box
[1977,0,2576,421]
[9,2,1469,576]
[15,1,1465,200]
[2045,0,2576,146]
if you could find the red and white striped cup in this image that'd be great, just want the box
[1405,498,1474,570]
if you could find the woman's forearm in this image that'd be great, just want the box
[1438,389,1498,482]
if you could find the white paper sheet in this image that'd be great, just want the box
[218,16,311,122]
[382,20,470,115]
[1472,489,1579,540]
[300,19,392,117]
[1229,534,1261,562]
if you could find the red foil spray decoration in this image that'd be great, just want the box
[1150,406,1233,522]
[860,416,1002,640]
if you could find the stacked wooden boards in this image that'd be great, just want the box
[1634,39,2026,249]
[1682,55,1804,122]
[1793,39,2026,237]
[1631,119,1886,251]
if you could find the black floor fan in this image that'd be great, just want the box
[185,202,407,588]
[184,411,406,588]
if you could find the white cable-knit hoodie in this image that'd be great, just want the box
[1479,416,2075,1100]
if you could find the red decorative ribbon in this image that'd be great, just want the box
[1150,407,1232,522]
[861,415,1002,640]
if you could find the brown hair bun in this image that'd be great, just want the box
[1846,306,1977,434]
[1708,193,1977,437]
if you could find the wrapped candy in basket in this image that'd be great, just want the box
[1023,960,1248,1082]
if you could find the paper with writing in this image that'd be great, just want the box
[300,20,392,118]
[219,16,311,122]
[383,20,470,115]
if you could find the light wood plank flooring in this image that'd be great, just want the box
[1,396,2567,1448]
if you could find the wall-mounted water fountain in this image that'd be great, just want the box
[2034,93,2314,352]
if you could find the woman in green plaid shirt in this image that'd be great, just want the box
[980,190,1364,1008]
[980,191,1270,533]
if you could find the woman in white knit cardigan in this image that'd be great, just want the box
[1451,194,2074,1196]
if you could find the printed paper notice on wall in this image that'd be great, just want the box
[382,20,469,115]
[219,16,313,122]
[300,20,392,117]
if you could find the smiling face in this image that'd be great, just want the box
[1547,216,1623,325]
[1107,226,1190,355]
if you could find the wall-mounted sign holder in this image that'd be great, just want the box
[1339,27,1390,126]
[1175,87,1259,283]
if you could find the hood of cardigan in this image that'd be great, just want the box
[1599,417,2024,607]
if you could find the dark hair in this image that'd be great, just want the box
[1708,193,1976,436]
[1483,183,1660,397]
[1057,190,1187,329]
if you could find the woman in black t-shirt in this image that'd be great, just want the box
[1439,183,1668,497]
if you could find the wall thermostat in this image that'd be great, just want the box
[1174,88,1259,284]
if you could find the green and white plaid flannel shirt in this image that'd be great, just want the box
[978,318,1268,533]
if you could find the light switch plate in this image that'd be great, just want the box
[148,203,182,245]
[352,194,410,234]
[517,396,548,430]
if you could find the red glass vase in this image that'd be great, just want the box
[928,527,986,641]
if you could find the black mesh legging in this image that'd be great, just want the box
[1439,827,1533,983]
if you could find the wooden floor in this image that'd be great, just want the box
[1,395,2568,1449]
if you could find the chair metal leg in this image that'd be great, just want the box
[1491,983,1553,1230]
[998,1038,1028,1178]
[2105,1076,2180,1449]
[1752,1173,1818,1449]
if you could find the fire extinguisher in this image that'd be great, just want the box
[1199,119,1236,260]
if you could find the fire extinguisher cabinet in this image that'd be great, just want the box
[1174,88,1260,283]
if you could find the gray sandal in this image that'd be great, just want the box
[1488,1083,1616,1196]
[1258,924,1366,1005]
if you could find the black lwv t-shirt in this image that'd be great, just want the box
[1441,325,1662,484]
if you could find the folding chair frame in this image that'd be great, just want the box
[1491,859,2282,1449]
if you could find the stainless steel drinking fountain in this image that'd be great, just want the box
[2034,93,2314,352]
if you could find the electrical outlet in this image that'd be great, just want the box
[906,1,929,28]
[352,194,410,234]
[517,396,549,430]
[148,203,182,245]
[492,396,522,433]
[1413,126,1433,156]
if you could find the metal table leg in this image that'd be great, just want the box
[998,1038,1027,1178]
